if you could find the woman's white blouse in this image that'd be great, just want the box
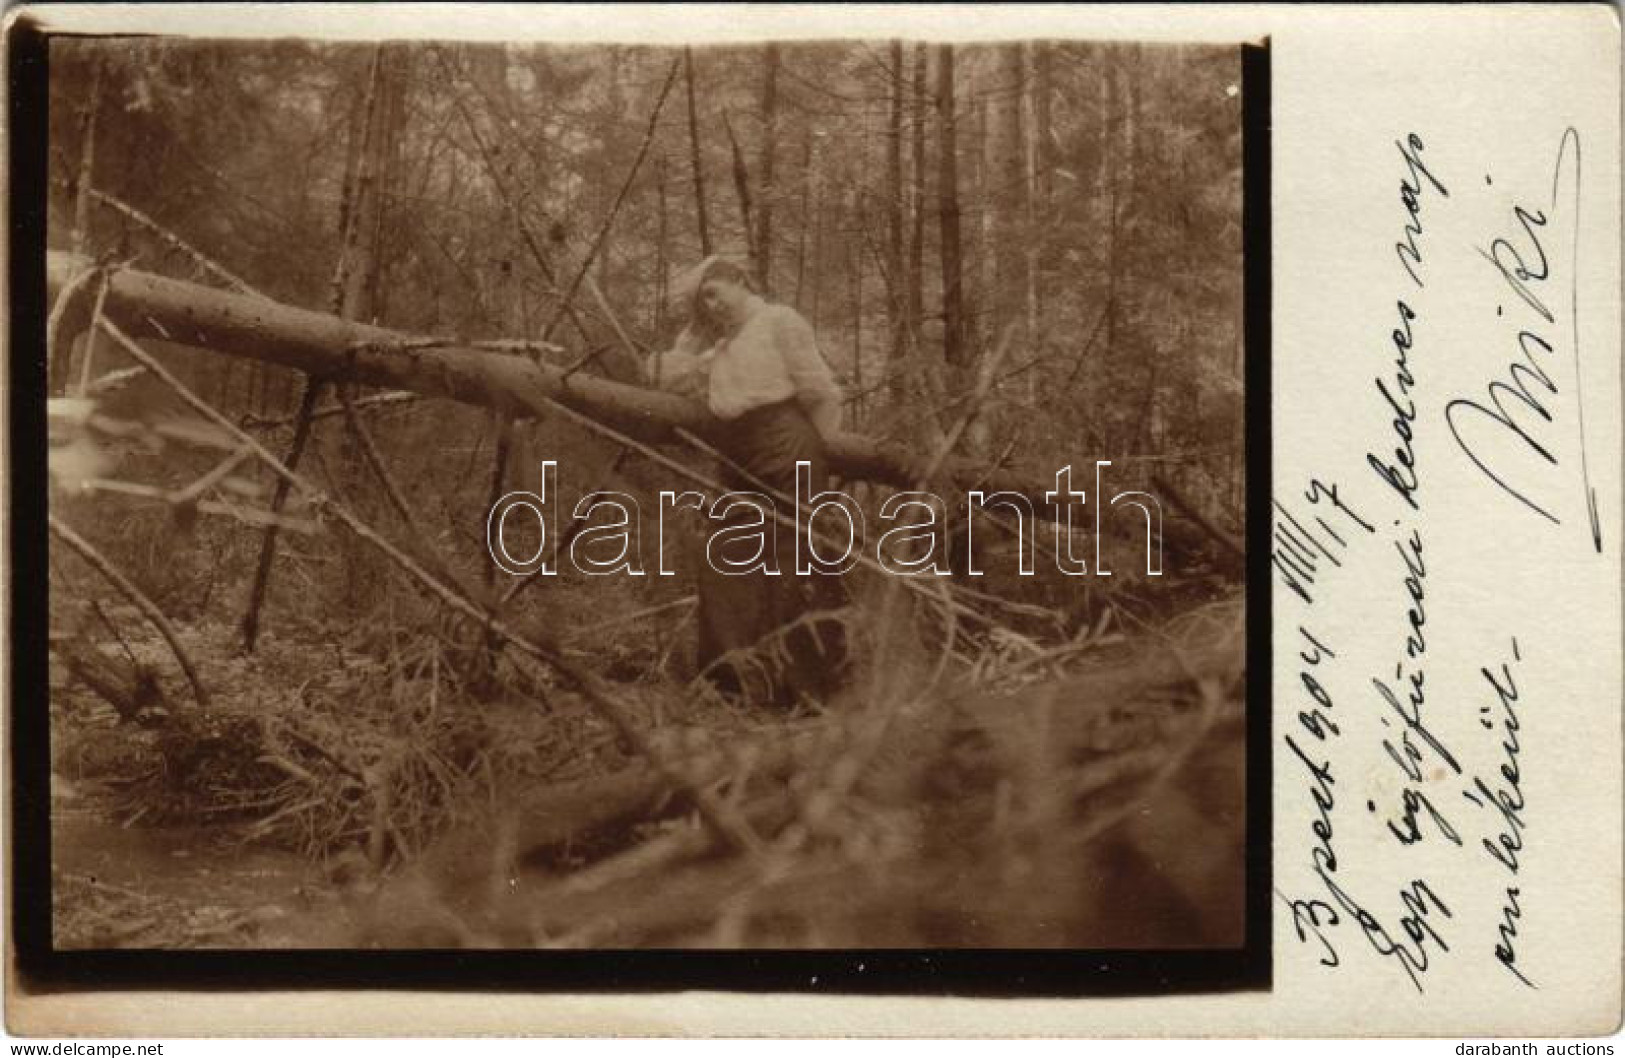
[652,295,843,437]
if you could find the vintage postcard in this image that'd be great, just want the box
[3,2,1619,1039]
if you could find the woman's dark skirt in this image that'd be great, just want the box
[696,399,847,707]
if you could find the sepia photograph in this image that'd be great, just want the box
[25,27,1260,980]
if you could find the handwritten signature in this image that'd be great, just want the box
[1445,128,1602,552]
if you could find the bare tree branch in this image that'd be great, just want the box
[49,513,211,710]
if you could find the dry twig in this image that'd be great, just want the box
[89,187,264,298]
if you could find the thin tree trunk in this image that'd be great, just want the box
[908,44,927,357]
[69,58,104,258]
[56,116,115,409]
[1106,181,1120,377]
[482,415,515,588]
[808,157,825,327]
[1021,43,1040,402]
[654,152,669,335]
[331,47,386,318]
[253,363,268,419]
[1125,44,1140,190]
[683,48,713,257]
[755,43,780,293]
[1101,48,1120,373]
[331,73,366,296]
[1097,48,1113,232]
[1001,44,1027,304]
[1127,47,1151,452]
[976,93,996,344]
[243,45,393,647]
[724,113,755,271]
[368,48,414,324]
[997,44,1026,335]
[794,129,814,306]
[935,45,966,369]
[50,59,106,396]
[886,40,907,409]
[850,228,864,427]
[239,354,256,413]
[1033,40,1053,289]
[240,378,324,650]
[599,47,626,311]
[337,46,403,604]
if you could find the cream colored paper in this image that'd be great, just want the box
[6,2,1621,1038]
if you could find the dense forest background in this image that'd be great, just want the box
[43,38,1248,950]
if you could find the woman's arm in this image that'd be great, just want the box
[646,326,714,400]
[773,308,843,436]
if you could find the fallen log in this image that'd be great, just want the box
[513,736,808,856]
[44,251,1235,563]
[41,253,917,479]
[378,627,1247,947]
[50,634,165,722]
[489,625,1244,863]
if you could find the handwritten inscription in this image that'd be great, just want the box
[1275,128,1596,993]
[1462,639,1534,988]
[1277,479,1458,992]
[1369,135,1450,511]
[1396,132,1452,288]
[1278,478,1456,992]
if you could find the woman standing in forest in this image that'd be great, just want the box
[653,254,847,708]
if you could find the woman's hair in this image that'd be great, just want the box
[697,257,752,291]
[683,256,755,344]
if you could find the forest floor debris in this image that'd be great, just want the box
[49,578,1246,949]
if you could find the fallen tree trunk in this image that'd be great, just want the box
[50,633,166,722]
[44,251,1233,562]
[502,625,1243,861]
[380,627,1245,946]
